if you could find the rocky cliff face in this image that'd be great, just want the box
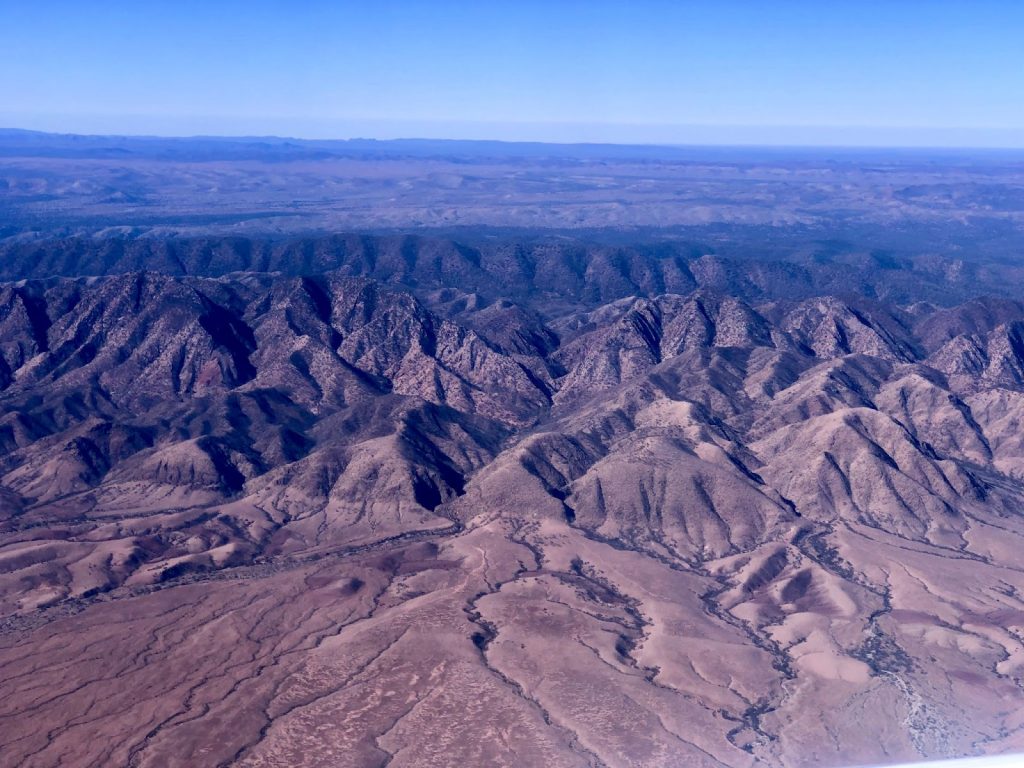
[3,265,1024,767]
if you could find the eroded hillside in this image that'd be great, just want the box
[0,267,1023,766]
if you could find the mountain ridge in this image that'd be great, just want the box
[2,233,1023,313]
[2,263,1024,765]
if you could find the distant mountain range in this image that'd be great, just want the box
[9,127,1017,161]
[1,232,1022,308]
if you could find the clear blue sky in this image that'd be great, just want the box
[1,0,1022,146]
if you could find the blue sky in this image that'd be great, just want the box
[1,0,1022,146]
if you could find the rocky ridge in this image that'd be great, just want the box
[1,268,1024,766]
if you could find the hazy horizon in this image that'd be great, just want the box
[4,120,1024,151]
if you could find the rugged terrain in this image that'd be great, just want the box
[2,239,1024,766]
[2,132,1024,767]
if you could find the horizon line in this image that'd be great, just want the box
[4,125,1024,154]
